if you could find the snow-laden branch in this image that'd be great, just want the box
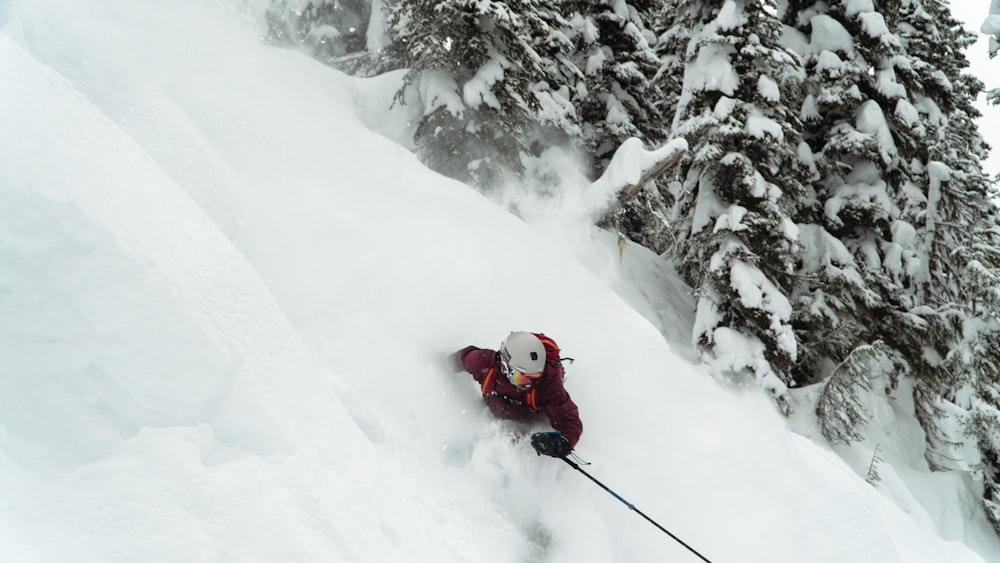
[985,0,1000,57]
[585,137,688,219]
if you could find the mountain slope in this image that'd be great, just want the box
[1,0,997,561]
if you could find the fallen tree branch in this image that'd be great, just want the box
[616,142,687,204]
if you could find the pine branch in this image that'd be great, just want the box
[866,443,883,485]
[615,144,686,205]
[816,342,892,444]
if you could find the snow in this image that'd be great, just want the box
[809,15,855,55]
[798,140,819,174]
[892,219,918,248]
[692,172,727,234]
[610,0,630,20]
[797,224,856,273]
[307,24,341,41]
[824,162,896,234]
[814,49,844,74]
[463,55,506,110]
[713,204,750,233]
[604,90,632,133]
[856,99,899,165]
[365,0,388,52]
[876,68,908,99]
[584,50,605,75]
[746,111,784,141]
[858,12,892,42]
[757,74,781,102]
[686,42,739,96]
[714,0,748,32]
[1,0,999,562]
[801,92,821,121]
[586,136,688,220]
[844,0,875,18]
[992,1,1000,58]
[983,15,1000,36]
[726,260,796,360]
[914,162,951,285]
[417,70,464,115]
[914,93,944,125]
[894,99,921,128]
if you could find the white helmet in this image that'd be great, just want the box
[500,331,546,384]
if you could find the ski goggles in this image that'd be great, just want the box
[509,367,543,388]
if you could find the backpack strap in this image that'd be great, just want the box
[482,365,541,411]
[526,388,539,410]
[481,366,497,397]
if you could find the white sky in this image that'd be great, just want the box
[951,0,1000,177]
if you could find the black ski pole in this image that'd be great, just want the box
[560,457,714,563]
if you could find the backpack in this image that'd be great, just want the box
[532,333,572,381]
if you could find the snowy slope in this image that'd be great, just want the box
[1,0,998,561]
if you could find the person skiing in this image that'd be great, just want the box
[453,331,582,458]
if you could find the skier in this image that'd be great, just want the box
[453,331,582,458]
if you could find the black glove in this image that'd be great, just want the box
[531,431,572,458]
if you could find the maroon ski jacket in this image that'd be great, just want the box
[456,345,583,447]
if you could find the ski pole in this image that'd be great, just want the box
[560,456,714,563]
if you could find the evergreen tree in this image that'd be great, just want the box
[517,3,583,159]
[783,0,922,405]
[894,0,994,305]
[942,192,1000,530]
[560,0,667,176]
[785,0,1000,462]
[957,252,1000,533]
[266,0,372,70]
[864,1,999,474]
[382,0,573,189]
[665,0,810,412]
[553,0,674,251]
[651,3,688,127]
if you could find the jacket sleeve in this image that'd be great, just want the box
[542,384,583,448]
[455,346,496,385]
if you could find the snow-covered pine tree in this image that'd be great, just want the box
[782,0,924,410]
[863,0,1000,477]
[960,326,1000,534]
[950,227,1000,532]
[785,0,1000,458]
[516,3,582,162]
[665,0,810,412]
[651,0,691,128]
[559,0,667,175]
[782,0,926,417]
[894,0,994,305]
[265,0,372,71]
[543,1,672,250]
[382,0,574,189]
[965,394,1000,535]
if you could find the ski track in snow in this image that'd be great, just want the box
[1,0,998,561]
